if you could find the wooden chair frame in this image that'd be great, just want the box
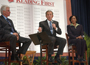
[0,41,21,65]
[65,33,88,65]
[41,45,60,65]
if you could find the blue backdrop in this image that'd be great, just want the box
[71,0,90,36]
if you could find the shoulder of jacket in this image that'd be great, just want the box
[52,20,58,22]
[39,20,47,23]
[67,25,70,27]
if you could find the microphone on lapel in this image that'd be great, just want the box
[51,20,55,28]
[51,20,55,26]
[51,21,56,30]
[51,20,54,24]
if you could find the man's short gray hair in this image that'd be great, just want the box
[45,10,53,15]
[0,5,10,14]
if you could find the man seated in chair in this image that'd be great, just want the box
[0,5,31,61]
[38,10,66,64]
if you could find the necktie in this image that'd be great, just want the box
[50,21,53,34]
[6,19,15,32]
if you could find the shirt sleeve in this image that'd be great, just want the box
[55,27,58,31]
[10,32,13,34]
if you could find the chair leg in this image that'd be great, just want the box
[46,47,48,65]
[85,50,88,65]
[79,62,81,65]
[19,54,22,65]
[68,50,71,65]
[69,54,71,65]
[8,47,11,65]
[72,48,75,65]
[41,48,42,65]
[19,62,21,65]
[31,53,35,65]
[5,48,7,65]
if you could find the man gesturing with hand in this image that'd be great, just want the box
[38,10,66,64]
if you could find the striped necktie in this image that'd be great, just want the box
[50,21,53,34]
[6,19,15,32]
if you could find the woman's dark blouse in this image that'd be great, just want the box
[67,24,84,43]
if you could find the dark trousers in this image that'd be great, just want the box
[2,34,31,55]
[48,36,66,55]
[69,39,87,57]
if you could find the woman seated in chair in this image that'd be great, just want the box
[67,15,87,61]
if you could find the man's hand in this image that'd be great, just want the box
[13,33,19,40]
[38,27,42,32]
[52,23,56,29]
[76,36,83,39]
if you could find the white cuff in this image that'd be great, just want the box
[10,32,13,34]
[55,27,58,31]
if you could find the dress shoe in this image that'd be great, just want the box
[11,54,23,62]
[77,58,82,61]
[11,55,15,60]
[77,58,85,62]
[81,58,86,61]
[55,57,62,64]
[16,55,23,62]
[48,57,54,62]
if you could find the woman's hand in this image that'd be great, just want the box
[76,36,83,39]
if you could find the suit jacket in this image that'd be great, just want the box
[67,24,84,43]
[39,20,62,37]
[0,15,17,41]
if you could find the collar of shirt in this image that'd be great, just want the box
[70,23,79,28]
[47,19,53,27]
[2,15,7,20]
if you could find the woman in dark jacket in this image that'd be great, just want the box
[67,15,87,61]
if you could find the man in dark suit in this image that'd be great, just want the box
[38,10,66,64]
[0,5,31,61]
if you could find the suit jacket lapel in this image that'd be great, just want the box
[45,20,50,30]
[45,20,54,34]
[52,21,55,34]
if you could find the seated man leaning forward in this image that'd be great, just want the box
[0,5,31,61]
[38,10,66,64]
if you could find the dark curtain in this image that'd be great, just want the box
[71,0,90,36]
